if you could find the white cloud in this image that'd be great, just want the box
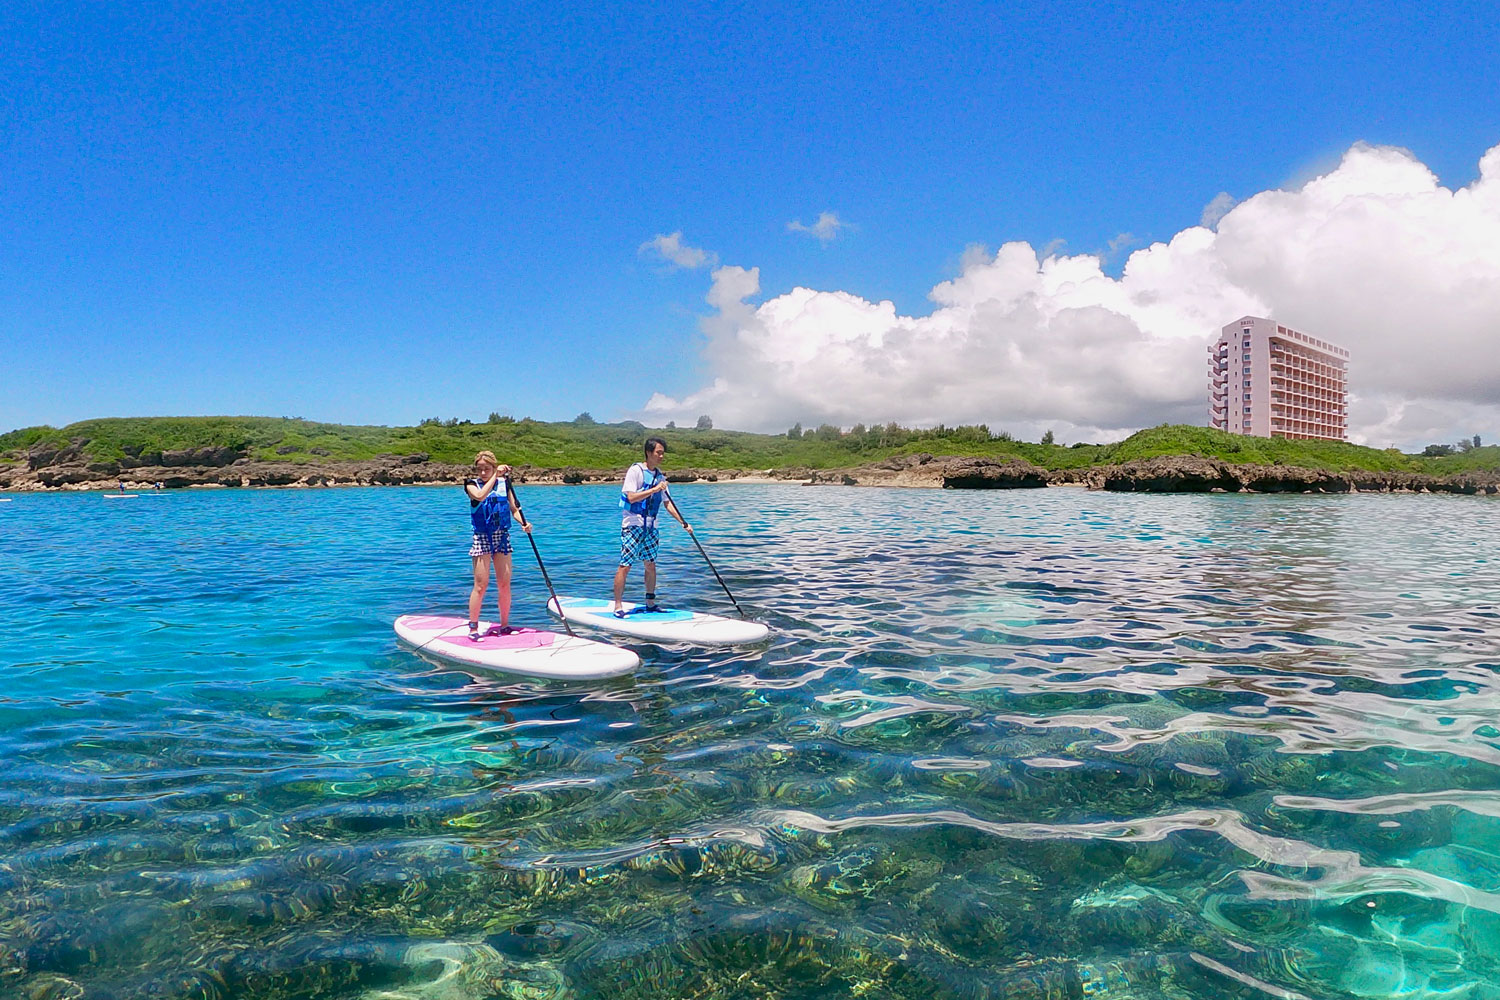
[638,231,717,270]
[639,142,1500,449]
[787,211,849,244]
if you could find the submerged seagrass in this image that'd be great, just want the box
[2,485,1499,998]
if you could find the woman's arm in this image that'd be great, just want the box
[465,474,500,501]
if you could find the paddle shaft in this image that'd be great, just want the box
[505,477,577,637]
[411,621,470,656]
[660,487,747,619]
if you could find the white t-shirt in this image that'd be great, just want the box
[621,463,662,527]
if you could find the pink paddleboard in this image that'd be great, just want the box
[394,614,639,680]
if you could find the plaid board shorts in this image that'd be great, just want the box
[470,530,513,557]
[619,525,660,567]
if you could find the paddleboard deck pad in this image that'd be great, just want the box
[394,614,639,679]
[548,597,770,645]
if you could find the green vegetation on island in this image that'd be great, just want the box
[2,414,1497,474]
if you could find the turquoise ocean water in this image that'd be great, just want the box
[3,484,1500,999]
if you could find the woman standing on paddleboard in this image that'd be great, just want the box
[465,451,531,641]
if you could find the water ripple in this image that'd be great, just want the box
[4,486,1500,997]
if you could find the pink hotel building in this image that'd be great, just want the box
[1208,316,1349,441]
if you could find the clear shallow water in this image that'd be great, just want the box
[3,485,1500,999]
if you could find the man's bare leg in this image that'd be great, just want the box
[613,564,630,612]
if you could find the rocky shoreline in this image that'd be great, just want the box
[804,453,1500,494]
[3,444,1497,495]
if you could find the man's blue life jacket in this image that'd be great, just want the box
[469,480,512,536]
[621,463,665,525]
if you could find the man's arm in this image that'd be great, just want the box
[623,480,669,503]
[622,464,662,503]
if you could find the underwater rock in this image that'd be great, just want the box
[574,907,899,1000]
[17,901,176,976]
[484,918,596,959]
[916,870,1041,961]
[1070,879,1209,950]
[784,846,916,910]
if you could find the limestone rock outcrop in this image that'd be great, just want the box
[940,458,1049,489]
[1097,456,1243,493]
[159,446,243,467]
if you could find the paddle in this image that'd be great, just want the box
[660,485,748,619]
[505,476,576,638]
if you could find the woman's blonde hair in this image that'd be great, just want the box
[474,450,498,467]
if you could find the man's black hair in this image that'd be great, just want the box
[644,436,667,457]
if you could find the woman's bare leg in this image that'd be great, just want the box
[493,553,512,627]
[469,556,490,626]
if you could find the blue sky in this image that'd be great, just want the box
[4,0,1498,440]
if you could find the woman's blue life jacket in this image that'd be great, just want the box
[468,479,512,536]
[620,463,665,527]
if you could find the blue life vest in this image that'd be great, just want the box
[468,479,511,535]
[621,463,665,525]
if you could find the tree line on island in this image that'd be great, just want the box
[3,415,1498,479]
[411,410,1062,454]
[1423,435,1483,457]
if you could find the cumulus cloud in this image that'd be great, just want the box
[787,211,849,243]
[638,231,717,270]
[639,142,1500,448]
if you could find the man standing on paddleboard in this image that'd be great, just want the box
[614,436,690,618]
[465,450,531,641]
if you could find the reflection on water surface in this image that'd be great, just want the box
[2,485,1500,998]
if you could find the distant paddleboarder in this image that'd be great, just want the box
[613,437,691,618]
[465,450,531,642]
